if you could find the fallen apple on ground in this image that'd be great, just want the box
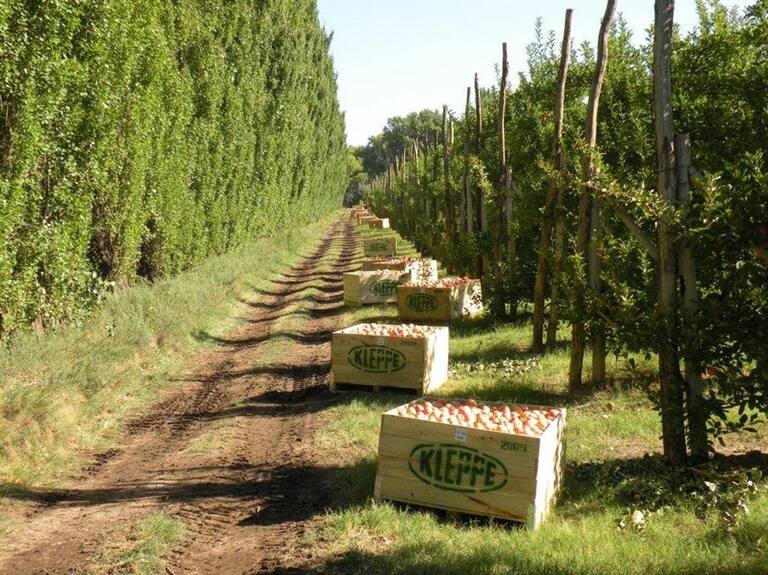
[395,398,560,436]
[347,323,441,339]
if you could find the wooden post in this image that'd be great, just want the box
[442,105,456,246]
[497,43,509,268]
[676,133,708,461]
[505,168,516,284]
[533,8,572,353]
[568,0,615,391]
[654,0,688,465]
[547,214,566,347]
[474,73,486,278]
[462,86,471,237]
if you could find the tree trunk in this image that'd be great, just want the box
[676,133,708,461]
[533,8,572,353]
[654,0,688,466]
[568,0,616,392]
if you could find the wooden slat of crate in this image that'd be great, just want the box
[330,326,449,393]
[374,401,566,528]
[343,271,409,305]
[358,215,378,226]
[363,237,397,257]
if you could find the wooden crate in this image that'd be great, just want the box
[374,399,566,528]
[368,217,390,229]
[351,208,368,219]
[396,280,483,323]
[362,258,438,282]
[363,237,397,257]
[355,211,371,223]
[330,325,449,393]
[343,271,410,305]
[358,215,378,226]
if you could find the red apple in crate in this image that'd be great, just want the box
[403,276,474,288]
[351,323,439,339]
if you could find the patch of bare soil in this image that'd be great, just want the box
[0,215,360,574]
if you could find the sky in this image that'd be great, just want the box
[317,0,750,146]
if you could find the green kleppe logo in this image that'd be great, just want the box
[348,344,406,373]
[370,280,398,296]
[409,444,508,493]
[406,293,438,312]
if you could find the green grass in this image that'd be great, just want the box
[0,212,339,506]
[97,513,184,575]
[312,223,768,575]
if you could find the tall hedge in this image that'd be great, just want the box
[0,0,346,336]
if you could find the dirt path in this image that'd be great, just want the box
[0,215,359,574]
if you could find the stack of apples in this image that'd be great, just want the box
[403,276,473,288]
[367,256,416,265]
[348,323,440,339]
[349,270,405,280]
[395,398,560,436]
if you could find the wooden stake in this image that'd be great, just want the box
[462,86,471,237]
[497,43,509,269]
[442,105,456,246]
[547,214,566,347]
[568,0,615,391]
[474,73,486,278]
[654,0,688,465]
[533,8,572,353]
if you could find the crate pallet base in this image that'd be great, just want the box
[375,497,522,526]
[329,378,420,394]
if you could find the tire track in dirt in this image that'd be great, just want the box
[0,214,361,574]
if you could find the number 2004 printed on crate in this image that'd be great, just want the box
[374,400,566,528]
